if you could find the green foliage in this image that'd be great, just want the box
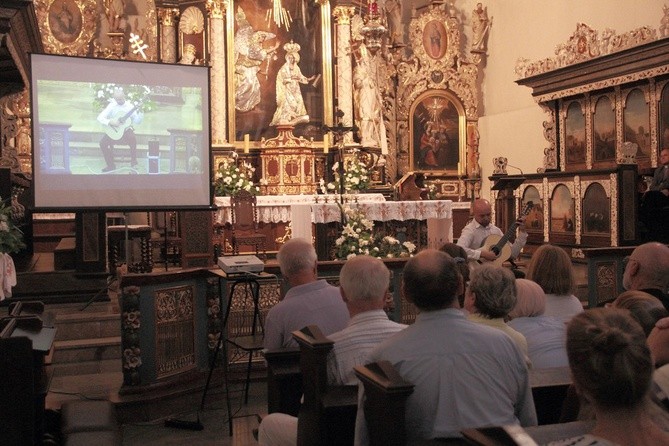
[92,83,155,112]
[0,197,25,254]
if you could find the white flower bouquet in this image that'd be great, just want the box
[214,153,260,197]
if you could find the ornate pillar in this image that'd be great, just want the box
[206,0,228,146]
[158,8,180,63]
[332,6,356,144]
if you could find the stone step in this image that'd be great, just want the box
[52,336,122,364]
[54,311,120,341]
[50,358,121,377]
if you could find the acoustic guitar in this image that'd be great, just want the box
[104,104,139,141]
[479,201,534,267]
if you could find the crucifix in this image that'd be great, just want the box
[322,109,358,209]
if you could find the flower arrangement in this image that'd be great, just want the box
[214,153,260,196]
[0,197,25,254]
[92,83,155,112]
[332,155,371,192]
[334,205,416,260]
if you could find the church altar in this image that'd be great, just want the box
[213,193,386,224]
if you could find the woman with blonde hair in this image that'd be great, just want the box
[549,308,669,445]
[507,279,568,369]
[526,244,583,323]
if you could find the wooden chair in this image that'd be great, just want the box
[292,325,358,446]
[230,190,266,260]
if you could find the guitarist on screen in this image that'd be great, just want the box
[97,87,143,172]
[457,198,527,265]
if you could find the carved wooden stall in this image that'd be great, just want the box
[513,23,669,254]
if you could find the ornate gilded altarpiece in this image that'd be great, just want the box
[390,2,485,201]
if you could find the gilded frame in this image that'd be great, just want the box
[225,0,333,148]
[35,0,97,55]
[409,90,466,174]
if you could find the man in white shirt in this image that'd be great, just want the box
[457,198,527,263]
[259,255,405,445]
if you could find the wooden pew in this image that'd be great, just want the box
[356,361,588,445]
[529,366,572,425]
[292,325,358,446]
[263,347,302,417]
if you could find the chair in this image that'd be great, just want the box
[230,190,266,259]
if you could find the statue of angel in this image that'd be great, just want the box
[471,3,491,53]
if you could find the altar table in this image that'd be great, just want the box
[291,200,455,249]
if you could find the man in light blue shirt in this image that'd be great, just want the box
[355,249,537,444]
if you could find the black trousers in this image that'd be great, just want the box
[100,128,137,168]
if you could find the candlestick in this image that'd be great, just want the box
[457,161,462,176]
[323,133,329,154]
[243,134,250,153]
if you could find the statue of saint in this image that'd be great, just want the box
[270,41,316,126]
[471,3,491,53]
[353,43,387,154]
[384,0,403,46]
[178,43,200,65]
[234,7,279,113]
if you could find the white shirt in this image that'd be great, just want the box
[457,219,527,261]
[543,294,584,324]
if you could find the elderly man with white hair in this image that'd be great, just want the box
[623,242,669,311]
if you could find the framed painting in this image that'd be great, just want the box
[36,0,97,55]
[592,94,616,163]
[623,87,651,159]
[228,0,329,145]
[582,182,610,234]
[550,184,575,234]
[658,82,669,152]
[563,100,586,168]
[422,20,448,60]
[409,90,465,173]
[522,185,543,232]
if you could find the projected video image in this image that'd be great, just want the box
[36,80,205,175]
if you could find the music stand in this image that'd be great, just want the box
[490,175,525,240]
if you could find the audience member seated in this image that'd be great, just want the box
[622,242,669,311]
[264,238,349,350]
[526,244,583,323]
[508,278,569,369]
[648,317,669,368]
[609,290,669,336]
[549,308,669,445]
[355,250,537,444]
[258,256,406,446]
[464,264,531,367]
[439,242,470,306]
[640,147,669,243]
[457,198,527,264]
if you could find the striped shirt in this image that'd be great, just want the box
[327,310,406,385]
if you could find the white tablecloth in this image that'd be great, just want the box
[291,200,454,249]
[214,193,386,224]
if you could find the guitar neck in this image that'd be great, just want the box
[493,222,518,252]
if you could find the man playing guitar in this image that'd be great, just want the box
[97,87,143,172]
[457,198,527,265]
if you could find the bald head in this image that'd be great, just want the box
[402,249,461,311]
[471,199,492,227]
[340,256,389,311]
[623,242,669,292]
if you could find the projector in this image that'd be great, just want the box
[217,255,264,274]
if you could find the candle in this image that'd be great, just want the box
[243,134,250,154]
[323,133,329,154]
[457,162,462,176]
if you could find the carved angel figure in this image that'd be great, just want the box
[234,7,279,113]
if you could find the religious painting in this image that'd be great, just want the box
[47,0,82,44]
[658,83,669,151]
[36,0,97,55]
[582,183,610,234]
[422,20,447,60]
[592,95,616,162]
[522,186,543,231]
[564,101,586,166]
[623,88,651,159]
[230,0,326,143]
[550,184,575,233]
[409,91,464,173]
